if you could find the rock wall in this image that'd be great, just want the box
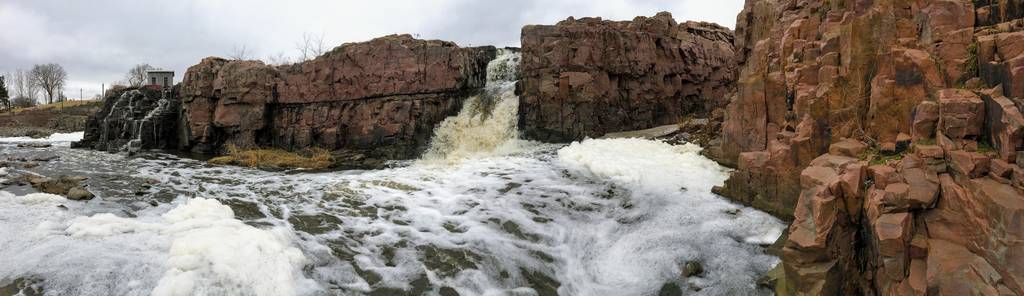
[73,87,181,152]
[518,12,737,142]
[180,34,496,157]
[714,0,1024,294]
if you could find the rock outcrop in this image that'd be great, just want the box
[180,35,496,158]
[714,0,1024,295]
[518,12,737,142]
[73,87,181,152]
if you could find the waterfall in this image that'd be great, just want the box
[421,49,524,162]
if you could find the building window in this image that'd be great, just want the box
[164,77,169,86]
[151,77,157,85]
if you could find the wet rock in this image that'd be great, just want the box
[657,282,683,296]
[519,12,736,142]
[416,245,482,278]
[682,261,704,277]
[287,213,343,235]
[519,268,560,296]
[439,287,460,296]
[16,143,51,148]
[31,155,59,162]
[27,175,85,196]
[66,186,95,201]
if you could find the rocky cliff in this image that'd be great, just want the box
[714,0,1024,294]
[179,34,496,158]
[518,12,737,142]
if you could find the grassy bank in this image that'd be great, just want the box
[0,100,101,138]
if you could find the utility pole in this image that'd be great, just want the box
[80,88,83,101]
[102,83,105,99]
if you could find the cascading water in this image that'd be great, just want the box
[0,50,785,296]
[421,49,525,162]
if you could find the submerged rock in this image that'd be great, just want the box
[66,186,95,201]
[683,261,704,278]
[16,143,52,148]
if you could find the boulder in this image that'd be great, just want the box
[66,186,95,201]
[27,175,89,199]
[937,89,985,140]
[948,150,991,178]
[980,87,1024,163]
[911,101,939,142]
[926,239,1007,295]
[828,139,867,158]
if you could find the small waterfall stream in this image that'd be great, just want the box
[422,49,524,162]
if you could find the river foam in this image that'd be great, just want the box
[0,192,318,296]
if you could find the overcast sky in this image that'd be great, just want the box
[0,0,744,100]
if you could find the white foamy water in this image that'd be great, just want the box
[0,50,783,295]
[422,49,528,163]
[0,132,84,146]
[0,139,783,295]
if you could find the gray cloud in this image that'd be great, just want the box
[0,0,743,99]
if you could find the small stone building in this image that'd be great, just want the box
[145,70,175,88]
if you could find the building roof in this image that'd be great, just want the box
[145,69,174,74]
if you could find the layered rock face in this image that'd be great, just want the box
[714,0,1024,294]
[180,35,496,157]
[74,87,181,152]
[518,12,737,142]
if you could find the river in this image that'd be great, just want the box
[0,50,783,296]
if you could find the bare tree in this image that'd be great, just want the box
[30,63,67,105]
[229,44,253,60]
[125,63,154,87]
[265,51,292,66]
[9,69,38,101]
[295,32,327,62]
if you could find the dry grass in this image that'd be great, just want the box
[2,100,100,115]
[209,145,333,170]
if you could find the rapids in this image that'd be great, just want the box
[0,50,783,296]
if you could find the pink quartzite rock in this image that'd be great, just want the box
[180,35,496,157]
[519,12,736,142]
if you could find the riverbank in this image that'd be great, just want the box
[0,101,100,138]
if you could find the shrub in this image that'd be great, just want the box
[209,145,333,170]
